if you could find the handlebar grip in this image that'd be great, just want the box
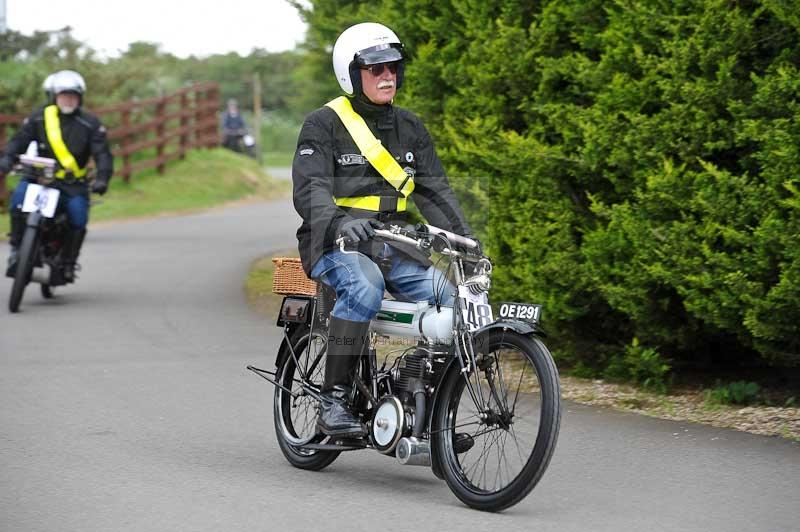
[417,224,478,252]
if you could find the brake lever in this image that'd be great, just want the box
[336,235,359,253]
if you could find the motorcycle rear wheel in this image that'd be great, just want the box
[9,225,38,313]
[432,330,561,512]
[273,327,340,470]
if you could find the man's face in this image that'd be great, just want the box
[360,61,399,105]
[56,92,80,114]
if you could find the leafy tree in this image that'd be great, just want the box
[295,0,800,368]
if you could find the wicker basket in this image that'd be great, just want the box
[272,257,318,296]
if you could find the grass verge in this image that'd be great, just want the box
[1,148,291,237]
[561,375,799,442]
[263,151,295,168]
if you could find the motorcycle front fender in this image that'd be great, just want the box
[474,317,546,338]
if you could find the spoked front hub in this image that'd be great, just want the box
[480,408,513,431]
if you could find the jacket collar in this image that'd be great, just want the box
[350,94,394,130]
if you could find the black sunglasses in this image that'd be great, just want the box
[360,62,400,76]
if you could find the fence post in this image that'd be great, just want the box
[196,86,207,149]
[121,108,132,183]
[156,97,166,174]
[207,84,220,148]
[253,73,263,164]
[179,91,189,159]
[0,124,6,211]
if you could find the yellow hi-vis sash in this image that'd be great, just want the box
[44,105,88,179]
[325,96,414,211]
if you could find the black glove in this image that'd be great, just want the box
[91,179,109,195]
[338,218,383,243]
[0,158,11,176]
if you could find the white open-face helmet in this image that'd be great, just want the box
[42,73,55,101]
[332,22,405,95]
[49,70,87,104]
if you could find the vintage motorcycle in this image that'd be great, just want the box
[222,128,258,159]
[8,155,81,313]
[249,224,561,512]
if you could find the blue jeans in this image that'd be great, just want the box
[310,244,455,323]
[11,181,89,230]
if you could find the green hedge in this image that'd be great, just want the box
[296,0,800,367]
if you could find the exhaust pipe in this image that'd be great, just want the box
[396,437,430,466]
[31,264,52,284]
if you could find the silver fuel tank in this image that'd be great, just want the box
[369,300,454,344]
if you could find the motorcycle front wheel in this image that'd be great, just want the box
[432,329,561,512]
[9,225,39,313]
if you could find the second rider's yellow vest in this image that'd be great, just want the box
[44,105,88,179]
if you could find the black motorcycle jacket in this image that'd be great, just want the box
[292,94,472,276]
[222,112,246,133]
[0,106,114,194]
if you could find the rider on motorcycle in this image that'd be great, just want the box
[1,70,113,282]
[221,98,250,153]
[292,23,478,437]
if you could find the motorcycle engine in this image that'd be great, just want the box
[394,349,446,398]
[371,349,446,454]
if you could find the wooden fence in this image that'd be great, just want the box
[0,82,220,210]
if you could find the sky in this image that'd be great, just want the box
[5,0,308,58]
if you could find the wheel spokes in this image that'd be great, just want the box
[281,333,327,446]
[451,345,542,493]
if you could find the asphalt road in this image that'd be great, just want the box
[1,199,798,532]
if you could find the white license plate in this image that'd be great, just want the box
[22,184,60,218]
[459,286,493,331]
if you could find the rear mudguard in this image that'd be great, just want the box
[274,323,306,369]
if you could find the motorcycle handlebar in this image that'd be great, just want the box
[18,155,57,169]
[372,228,428,249]
[335,226,427,251]
[416,224,479,251]
[336,223,479,256]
